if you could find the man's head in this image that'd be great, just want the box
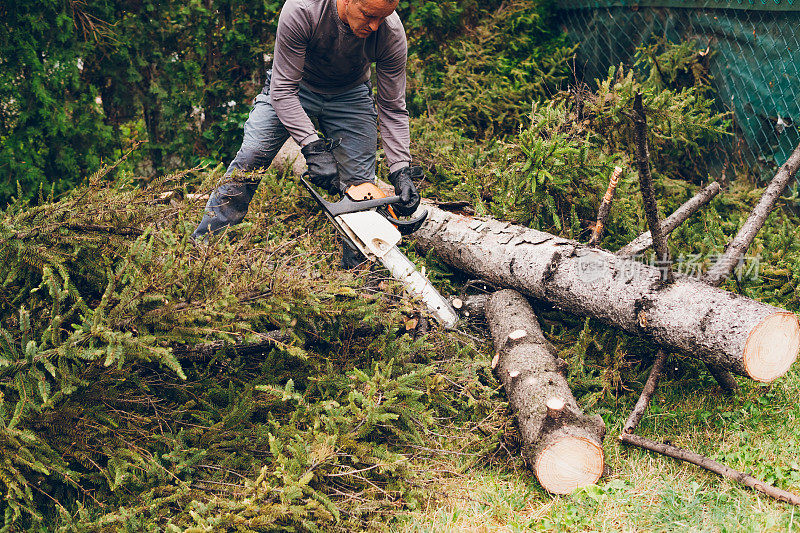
[338,0,399,38]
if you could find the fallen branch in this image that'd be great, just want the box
[588,166,622,246]
[703,141,800,287]
[171,331,290,360]
[631,92,672,283]
[616,182,721,258]
[619,432,800,505]
[622,349,668,434]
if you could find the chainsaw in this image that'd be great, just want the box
[301,178,458,329]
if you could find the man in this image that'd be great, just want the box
[192,0,422,267]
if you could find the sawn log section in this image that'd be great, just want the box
[414,205,800,382]
[487,290,605,494]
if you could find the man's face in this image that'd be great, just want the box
[342,0,398,38]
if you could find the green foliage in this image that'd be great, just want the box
[0,0,281,206]
[0,0,115,204]
[0,166,501,530]
[405,0,576,140]
[489,100,621,235]
[4,2,800,530]
[409,38,797,417]
[413,40,730,249]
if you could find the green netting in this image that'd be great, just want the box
[556,2,800,177]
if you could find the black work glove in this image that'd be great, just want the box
[302,138,341,195]
[388,165,422,216]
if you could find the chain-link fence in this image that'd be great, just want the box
[556,1,800,185]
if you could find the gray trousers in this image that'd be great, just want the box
[193,77,378,239]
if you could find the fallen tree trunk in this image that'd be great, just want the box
[413,206,800,382]
[486,289,605,494]
[272,138,800,381]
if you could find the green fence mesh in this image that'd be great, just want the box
[556,2,800,182]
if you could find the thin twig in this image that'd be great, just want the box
[619,432,800,505]
[617,181,721,257]
[622,349,668,434]
[588,166,623,246]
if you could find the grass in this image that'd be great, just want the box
[393,361,800,532]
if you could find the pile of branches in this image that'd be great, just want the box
[0,167,502,531]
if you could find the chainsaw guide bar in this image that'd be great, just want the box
[302,178,459,329]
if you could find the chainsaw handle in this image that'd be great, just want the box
[328,194,401,216]
[384,209,428,235]
[302,177,404,216]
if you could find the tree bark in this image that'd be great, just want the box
[413,206,800,382]
[700,142,800,389]
[451,293,489,320]
[486,289,605,494]
[631,93,672,284]
[703,141,800,287]
[617,181,721,258]
[615,178,728,391]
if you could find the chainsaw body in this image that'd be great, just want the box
[302,178,459,329]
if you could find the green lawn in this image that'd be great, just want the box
[396,364,800,532]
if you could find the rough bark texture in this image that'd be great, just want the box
[699,143,800,388]
[412,206,800,382]
[617,181,721,258]
[452,293,489,319]
[704,141,800,286]
[486,289,605,494]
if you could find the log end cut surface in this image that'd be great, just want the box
[744,312,800,382]
[534,436,604,494]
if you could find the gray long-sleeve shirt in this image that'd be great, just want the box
[270,0,411,170]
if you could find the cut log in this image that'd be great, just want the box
[412,206,800,382]
[269,138,307,177]
[454,294,490,319]
[486,289,605,494]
